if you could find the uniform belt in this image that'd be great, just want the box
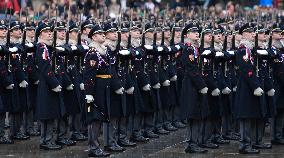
[95,75,112,78]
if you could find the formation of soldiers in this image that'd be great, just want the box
[0,6,284,157]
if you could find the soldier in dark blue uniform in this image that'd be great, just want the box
[7,21,30,141]
[235,23,263,154]
[67,22,88,141]
[84,24,111,157]
[141,23,160,139]
[180,22,209,153]
[250,24,275,149]
[171,22,187,128]
[271,23,284,145]
[199,24,220,149]
[0,20,14,144]
[102,21,126,152]
[53,21,76,147]
[128,23,150,142]
[115,22,137,147]
[35,22,63,150]
[22,21,40,137]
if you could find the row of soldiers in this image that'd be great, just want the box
[0,11,284,157]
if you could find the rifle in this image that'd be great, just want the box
[255,12,260,78]
[231,13,236,50]
[52,6,58,74]
[65,5,71,70]
[127,9,133,49]
[141,8,146,46]
[6,10,12,72]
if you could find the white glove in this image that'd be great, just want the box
[170,75,177,81]
[222,87,231,94]
[199,87,208,94]
[135,51,139,55]
[34,80,39,85]
[202,50,211,56]
[25,42,34,48]
[52,85,62,92]
[71,45,77,50]
[119,50,130,55]
[126,87,134,94]
[85,95,94,103]
[115,87,124,94]
[253,87,264,96]
[157,46,163,52]
[233,86,237,92]
[19,80,28,88]
[215,51,224,57]
[56,47,65,52]
[162,80,170,86]
[80,83,85,90]
[82,45,89,50]
[144,45,153,50]
[167,46,172,52]
[267,89,275,96]
[153,83,161,89]
[9,47,18,52]
[257,50,268,55]
[66,84,74,90]
[6,84,14,90]
[175,45,181,50]
[142,84,151,91]
[211,88,220,96]
[228,51,235,55]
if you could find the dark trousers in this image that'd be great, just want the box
[0,113,5,137]
[88,121,101,150]
[272,109,284,140]
[187,119,202,145]
[128,114,143,136]
[239,118,256,149]
[40,119,55,144]
[103,118,119,146]
[23,109,35,133]
[201,118,213,144]
[70,113,81,136]
[56,116,69,140]
[9,112,22,136]
[144,112,154,132]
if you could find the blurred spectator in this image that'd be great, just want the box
[145,0,155,13]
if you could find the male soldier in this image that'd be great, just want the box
[0,20,14,144]
[22,21,40,136]
[103,21,126,152]
[53,21,76,147]
[81,20,94,45]
[115,22,137,147]
[84,24,111,157]
[211,26,231,145]
[142,23,161,138]
[172,22,187,128]
[180,22,209,153]
[271,23,284,145]
[251,24,275,149]
[235,23,263,154]
[7,21,30,141]
[199,24,220,149]
[129,22,150,142]
[67,22,88,141]
[35,22,62,150]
